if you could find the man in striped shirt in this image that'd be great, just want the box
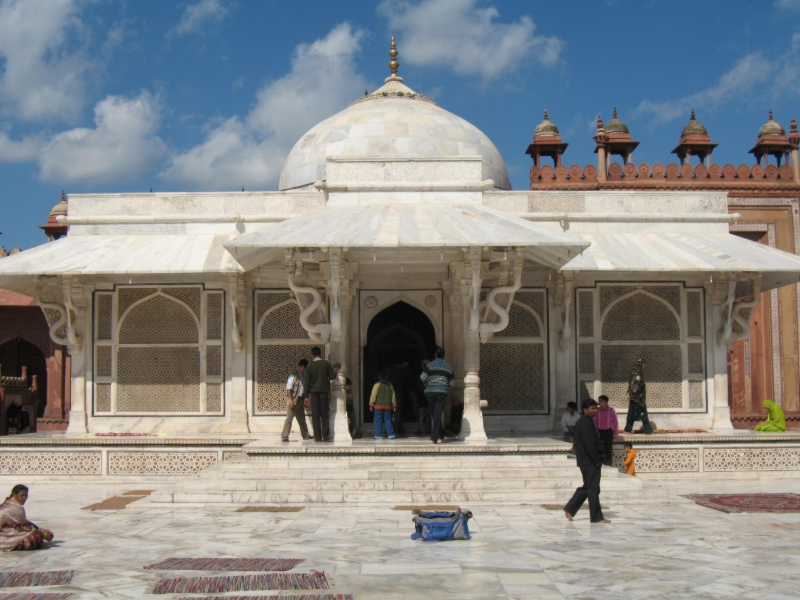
[595,395,619,466]
[420,347,454,444]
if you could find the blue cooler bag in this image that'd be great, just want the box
[411,510,472,541]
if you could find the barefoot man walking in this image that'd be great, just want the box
[564,398,611,524]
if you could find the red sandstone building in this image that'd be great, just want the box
[527,109,800,428]
[0,193,70,433]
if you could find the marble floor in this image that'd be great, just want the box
[1,478,799,599]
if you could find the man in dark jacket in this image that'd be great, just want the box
[564,398,610,524]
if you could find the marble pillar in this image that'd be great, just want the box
[223,275,249,433]
[707,281,734,431]
[461,297,488,441]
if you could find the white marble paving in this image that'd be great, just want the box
[0,479,797,598]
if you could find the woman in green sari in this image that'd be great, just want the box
[623,358,653,435]
[755,400,786,432]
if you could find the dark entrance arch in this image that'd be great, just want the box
[363,301,437,428]
[0,337,47,421]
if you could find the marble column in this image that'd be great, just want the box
[707,280,734,431]
[223,275,249,433]
[64,278,90,434]
[461,295,488,441]
[328,249,352,440]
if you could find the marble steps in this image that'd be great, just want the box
[150,451,668,506]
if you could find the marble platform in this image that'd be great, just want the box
[7,478,800,599]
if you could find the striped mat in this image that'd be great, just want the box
[0,572,74,588]
[174,596,352,600]
[0,594,73,600]
[153,573,330,594]
[144,558,304,571]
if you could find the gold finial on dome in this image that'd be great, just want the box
[386,37,403,83]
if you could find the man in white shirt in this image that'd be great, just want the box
[282,359,313,442]
[561,401,580,442]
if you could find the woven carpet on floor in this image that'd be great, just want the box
[0,572,74,588]
[683,493,800,513]
[153,573,330,594]
[174,596,353,600]
[144,558,304,571]
[0,594,73,600]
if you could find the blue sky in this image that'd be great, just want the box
[2,0,800,250]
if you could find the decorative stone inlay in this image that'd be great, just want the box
[612,448,699,472]
[326,160,483,183]
[117,346,201,412]
[206,383,223,413]
[687,291,703,337]
[480,343,545,412]
[95,383,111,413]
[602,293,680,341]
[365,296,379,308]
[96,294,113,340]
[222,451,244,461]
[119,295,199,344]
[494,303,540,337]
[68,192,324,217]
[578,291,594,337]
[257,344,320,413]
[704,447,800,471]
[424,295,437,307]
[0,452,101,475]
[260,302,307,339]
[108,452,217,475]
[600,345,682,409]
[688,381,704,409]
[206,292,223,340]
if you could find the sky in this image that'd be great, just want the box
[2,0,800,250]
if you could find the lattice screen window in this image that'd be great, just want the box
[255,291,318,414]
[93,286,224,415]
[480,289,548,413]
[577,285,706,412]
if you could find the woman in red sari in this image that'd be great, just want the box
[0,485,54,551]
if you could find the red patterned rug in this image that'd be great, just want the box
[153,573,330,594]
[144,558,304,571]
[0,594,73,600]
[0,572,75,588]
[175,596,353,600]
[684,493,800,513]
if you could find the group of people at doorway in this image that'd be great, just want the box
[282,346,461,444]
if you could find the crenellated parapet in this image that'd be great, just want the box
[530,161,798,191]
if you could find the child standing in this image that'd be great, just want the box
[370,371,396,440]
[623,442,637,476]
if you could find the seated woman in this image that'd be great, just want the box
[0,485,54,551]
[755,400,786,432]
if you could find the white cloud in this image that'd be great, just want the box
[173,0,230,36]
[39,91,165,184]
[162,23,367,190]
[635,53,776,123]
[0,131,40,162]
[378,0,563,79]
[777,0,800,9]
[0,0,90,122]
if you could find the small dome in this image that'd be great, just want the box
[681,110,708,136]
[50,191,68,217]
[533,110,559,138]
[605,108,629,134]
[759,110,786,136]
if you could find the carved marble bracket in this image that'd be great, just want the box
[554,272,574,351]
[34,276,69,347]
[717,274,762,346]
[35,275,86,352]
[285,250,330,344]
[227,274,246,353]
[478,248,524,342]
[464,247,484,340]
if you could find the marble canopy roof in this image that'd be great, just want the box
[0,233,241,296]
[562,232,800,291]
[224,203,590,271]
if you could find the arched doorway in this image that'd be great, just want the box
[363,301,437,429]
[0,338,47,431]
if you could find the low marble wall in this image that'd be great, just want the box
[0,439,250,478]
[612,442,800,475]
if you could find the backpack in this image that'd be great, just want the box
[410,510,472,541]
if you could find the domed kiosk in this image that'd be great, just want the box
[280,38,509,191]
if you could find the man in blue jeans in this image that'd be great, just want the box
[420,347,454,445]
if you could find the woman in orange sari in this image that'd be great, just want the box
[0,485,54,551]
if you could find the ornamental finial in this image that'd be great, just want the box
[389,37,399,75]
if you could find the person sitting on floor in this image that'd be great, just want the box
[370,371,397,440]
[561,401,580,442]
[0,485,54,551]
[755,399,786,432]
[623,442,637,476]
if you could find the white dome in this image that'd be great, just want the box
[279,84,510,191]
